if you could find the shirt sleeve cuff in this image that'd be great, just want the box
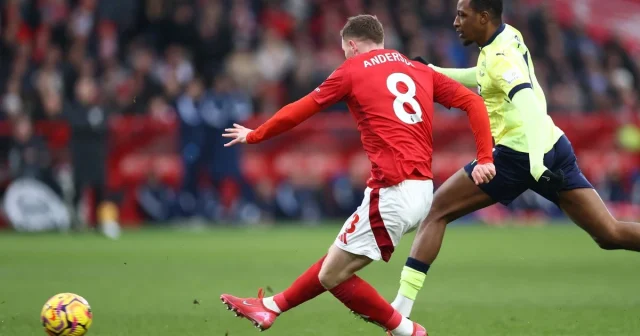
[508,83,532,101]
[246,131,257,144]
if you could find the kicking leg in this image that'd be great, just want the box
[392,169,496,316]
[321,244,425,336]
[328,182,430,335]
[220,254,328,331]
[559,188,640,251]
[222,243,424,335]
[221,182,429,334]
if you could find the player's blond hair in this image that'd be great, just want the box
[340,15,384,44]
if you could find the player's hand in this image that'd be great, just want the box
[538,169,566,192]
[471,163,496,185]
[222,123,253,147]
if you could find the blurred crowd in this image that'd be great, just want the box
[1,0,639,225]
[3,0,640,120]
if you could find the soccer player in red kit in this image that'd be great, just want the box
[220,15,495,336]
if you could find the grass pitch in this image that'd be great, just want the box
[1,223,639,336]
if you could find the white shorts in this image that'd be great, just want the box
[334,179,434,262]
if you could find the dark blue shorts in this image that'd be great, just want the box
[464,135,593,206]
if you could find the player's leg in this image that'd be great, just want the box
[408,169,496,265]
[318,244,371,288]
[559,189,640,251]
[531,135,640,251]
[221,253,329,331]
[323,183,429,335]
[251,242,419,335]
[319,244,418,335]
[390,169,495,316]
[391,151,530,317]
[257,192,379,317]
[263,254,329,313]
[221,186,426,335]
[220,226,343,329]
[259,240,373,315]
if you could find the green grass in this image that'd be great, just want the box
[1,223,639,336]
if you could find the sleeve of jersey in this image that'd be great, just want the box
[490,53,547,180]
[511,89,548,180]
[432,71,493,164]
[428,65,477,88]
[309,62,351,109]
[246,95,322,144]
[490,54,532,101]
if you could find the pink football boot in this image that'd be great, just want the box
[220,288,279,331]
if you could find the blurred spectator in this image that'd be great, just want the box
[8,114,61,195]
[2,77,23,119]
[125,45,163,115]
[175,76,207,217]
[325,153,369,218]
[175,73,255,220]
[204,73,251,184]
[153,45,193,88]
[598,171,629,203]
[631,172,640,205]
[194,0,233,81]
[137,170,175,223]
[66,76,119,236]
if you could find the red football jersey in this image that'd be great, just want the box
[310,49,461,188]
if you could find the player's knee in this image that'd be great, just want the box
[592,223,624,250]
[318,263,355,290]
[593,236,620,250]
[318,267,339,290]
[418,209,448,234]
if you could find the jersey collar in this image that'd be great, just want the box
[479,23,506,49]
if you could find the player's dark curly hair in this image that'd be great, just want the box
[469,0,503,22]
[340,15,384,44]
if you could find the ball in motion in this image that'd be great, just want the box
[41,293,93,336]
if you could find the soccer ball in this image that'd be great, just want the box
[41,293,93,336]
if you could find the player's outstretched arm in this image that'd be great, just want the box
[432,71,495,184]
[429,65,477,88]
[223,61,351,147]
[222,95,322,146]
[412,56,477,88]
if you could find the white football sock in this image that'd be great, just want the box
[262,296,282,314]
[391,293,414,318]
[391,317,414,336]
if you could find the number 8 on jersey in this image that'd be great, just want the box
[387,73,422,125]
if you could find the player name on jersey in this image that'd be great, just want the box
[364,52,414,68]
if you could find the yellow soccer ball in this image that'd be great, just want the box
[41,293,93,336]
